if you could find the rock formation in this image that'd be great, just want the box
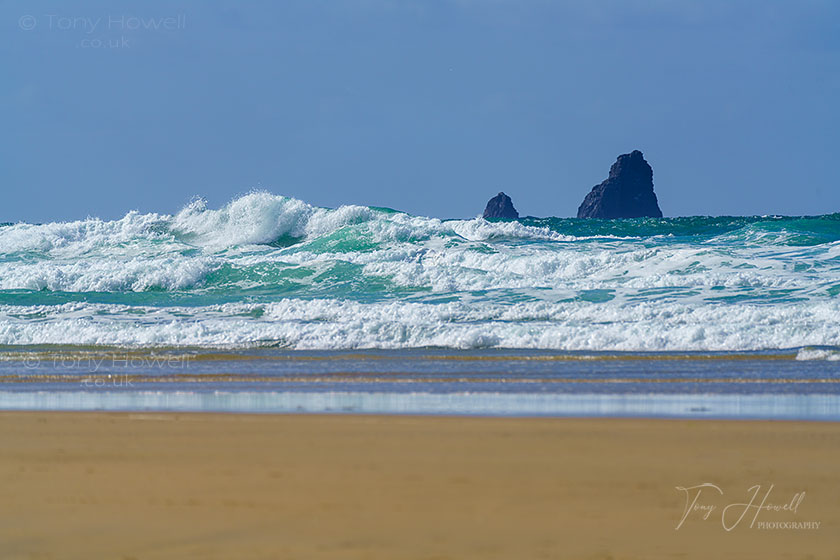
[577,150,662,219]
[483,192,519,219]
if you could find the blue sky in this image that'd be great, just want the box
[3,0,839,222]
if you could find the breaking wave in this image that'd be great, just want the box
[1,192,839,350]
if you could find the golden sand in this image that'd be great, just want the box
[1,412,838,559]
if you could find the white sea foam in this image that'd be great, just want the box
[0,257,216,292]
[1,193,839,350]
[1,299,839,351]
[0,211,172,257]
[0,237,824,294]
[795,348,840,361]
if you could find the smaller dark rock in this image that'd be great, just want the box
[483,192,519,219]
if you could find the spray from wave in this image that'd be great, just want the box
[0,192,839,350]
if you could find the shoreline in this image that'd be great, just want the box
[4,347,840,421]
[3,389,840,420]
[2,411,838,558]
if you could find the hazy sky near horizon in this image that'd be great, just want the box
[3,0,839,222]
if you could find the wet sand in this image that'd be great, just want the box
[1,412,838,559]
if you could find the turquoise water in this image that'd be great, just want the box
[0,192,839,351]
[1,193,839,417]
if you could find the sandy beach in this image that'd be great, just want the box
[1,412,838,559]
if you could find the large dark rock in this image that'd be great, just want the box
[483,192,519,219]
[577,150,663,219]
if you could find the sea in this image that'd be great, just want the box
[2,192,839,419]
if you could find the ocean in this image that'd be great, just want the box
[2,192,839,418]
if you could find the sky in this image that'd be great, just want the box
[2,0,839,222]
